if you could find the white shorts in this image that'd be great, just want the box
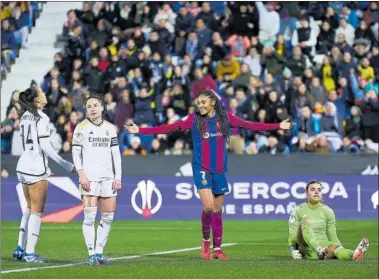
[80,179,117,198]
[17,169,51,185]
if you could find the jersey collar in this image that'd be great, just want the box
[87,117,104,127]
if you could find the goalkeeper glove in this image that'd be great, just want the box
[316,247,330,260]
[291,250,302,260]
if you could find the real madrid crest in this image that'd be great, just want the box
[202,179,208,185]
[73,132,84,142]
[203,132,210,139]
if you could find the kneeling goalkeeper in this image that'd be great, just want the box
[287,181,369,261]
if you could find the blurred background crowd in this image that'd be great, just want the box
[2,1,379,156]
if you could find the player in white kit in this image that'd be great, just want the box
[72,95,122,265]
[13,83,75,263]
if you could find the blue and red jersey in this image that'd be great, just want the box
[139,112,280,173]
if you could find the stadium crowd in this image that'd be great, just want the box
[2,1,379,156]
[1,1,42,79]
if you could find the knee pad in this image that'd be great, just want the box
[100,212,114,226]
[83,207,97,226]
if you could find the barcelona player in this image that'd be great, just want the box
[125,89,293,260]
[288,180,370,261]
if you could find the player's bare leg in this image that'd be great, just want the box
[212,194,228,260]
[23,180,48,263]
[95,197,116,264]
[198,189,214,260]
[13,185,31,260]
[83,196,99,265]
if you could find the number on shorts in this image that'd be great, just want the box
[21,124,34,151]
[200,171,206,180]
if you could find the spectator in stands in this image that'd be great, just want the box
[259,136,286,154]
[335,18,355,46]
[345,105,364,140]
[195,18,212,57]
[292,15,317,59]
[216,54,241,82]
[286,46,306,77]
[317,20,336,55]
[191,67,216,99]
[256,1,280,45]
[63,9,82,37]
[175,6,195,38]
[243,47,261,77]
[261,45,285,77]
[1,19,16,70]
[305,134,333,153]
[6,90,21,116]
[1,107,18,154]
[320,102,343,151]
[5,2,379,156]
[358,89,379,143]
[122,136,147,156]
[150,138,165,154]
[340,5,359,29]
[10,6,28,49]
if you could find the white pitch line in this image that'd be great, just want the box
[2,226,197,231]
[1,243,237,274]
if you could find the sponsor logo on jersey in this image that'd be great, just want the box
[203,132,223,139]
[89,137,110,147]
[131,180,162,218]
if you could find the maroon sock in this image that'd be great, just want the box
[201,210,212,240]
[212,211,223,249]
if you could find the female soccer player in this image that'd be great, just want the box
[13,83,75,263]
[288,180,370,261]
[125,89,293,260]
[72,95,122,265]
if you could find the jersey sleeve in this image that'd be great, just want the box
[72,122,85,171]
[110,125,122,180]
[72,124,84,147]
[110,125,119,147]
[36,115,51,138]
[288,207,300,248]
[325,207,342,245]
[139,113,194,134]
[227,111,280,131]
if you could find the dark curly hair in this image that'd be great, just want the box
[18,81,41,118]
[195,89,229,139]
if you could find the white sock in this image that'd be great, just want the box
[18,208,31,249]
[83,207,97,256]
[25,212,42,254]
[95,212,114,255]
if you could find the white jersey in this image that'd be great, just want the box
[72,119,119,181]
[16,110,51,176]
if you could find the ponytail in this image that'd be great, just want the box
[19,87,40,118]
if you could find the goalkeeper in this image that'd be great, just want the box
[288,180,369,261]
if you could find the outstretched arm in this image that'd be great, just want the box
[126,114,194,135]
[227,112,292,131]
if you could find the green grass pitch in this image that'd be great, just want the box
[1,220,378,279]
